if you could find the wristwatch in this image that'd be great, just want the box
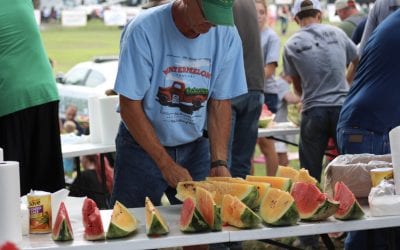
[211,160,228,169]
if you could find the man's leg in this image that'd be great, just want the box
[229,91,263,178]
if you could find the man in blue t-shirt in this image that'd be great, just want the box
[111,0,247,208]
[337,9,400,250]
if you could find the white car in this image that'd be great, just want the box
[57,57,118,118]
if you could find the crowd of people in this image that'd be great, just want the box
[2,0,400,248]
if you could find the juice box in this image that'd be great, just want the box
[27,191,52,233]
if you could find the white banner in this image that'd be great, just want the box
[103,10,127,26]
[61,10,87,27]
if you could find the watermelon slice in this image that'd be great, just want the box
[291,182,339,221]
[180,198,209,233]
[82,198,105,241]
[221,194,261,228]
[52,202,73,241]
[195,187,222,231]
[258,104,274,128]
[145,197,169,236]
[106,201,138,239]
[259,188,299,226]
[334,182,364,220]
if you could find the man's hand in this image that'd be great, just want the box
[209,166,231,177]
[160,163,192,188]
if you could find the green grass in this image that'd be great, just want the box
[41,19,122,73]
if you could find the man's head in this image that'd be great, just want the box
[335,0,358,21]
[292,0,322,23]
[173,0,235,38]
[65,105,77,121]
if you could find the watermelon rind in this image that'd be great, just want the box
[212,206,222,231]
[267,203,299,226]
[301,199,339,221]
[240,186,259,209]
[334,200,364,221]
[107,222,135,239]
[238,207,261,228]
[221,194,261,229]
[52,220,73,241]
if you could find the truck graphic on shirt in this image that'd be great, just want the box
[156,81,208,114]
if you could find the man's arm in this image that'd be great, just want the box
[207,99,232,177]
[291,75,302,97]
[346,57,359,85]
[264,63,277,79]
[119,95,192,188]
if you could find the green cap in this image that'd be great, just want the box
[201,0,235,26]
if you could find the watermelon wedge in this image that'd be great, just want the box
[180,198,209,233]
[291,182,339,221]
[82,198,105,241]
[52,202,73,241]
[334,182,364,220]
[195,187,222,231]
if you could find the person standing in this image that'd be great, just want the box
[334,0,366,39]
[0,0,65,196]
[111,0,247,208]
[254,0,281,176]
[337,9,400,249]
[228,0,265,179]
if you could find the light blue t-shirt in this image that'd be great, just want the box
[114,3,247,146]
[260,28,281,94]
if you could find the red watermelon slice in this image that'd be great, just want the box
[52,202,73,241]
[291,182,339,221]
[82,198,105,241]
[334,182,364,220]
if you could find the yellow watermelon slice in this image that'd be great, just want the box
[145,197,169,236]
[246,175,292,191]
[291,182,339,221]
[221,194,261,228]
[334,182,364,220]
[259,188,299,226]
[106,201,138,239]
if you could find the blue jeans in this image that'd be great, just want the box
[264,93,278,113]
[337,127,400,250]
[228,91,264,178]
[111,122,210,208]
[299,106,341,182]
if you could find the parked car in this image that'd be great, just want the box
[57,56,118,118]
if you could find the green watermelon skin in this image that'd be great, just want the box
[240,186,259,209]
[180,198,209,233]
[238,208,261,228]
[52,220,73,241]
[334,182,364,220]
[106,223,134,239]
[266,203,300,227]
[147,217,169,236]
[212,206,222,231]
[301,199,339,221]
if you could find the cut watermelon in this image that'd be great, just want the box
[52,202,73,241]
[334,182,364,220]
[258,104,274,128]
[221,194,261,228]
[106,201,138,239]
[259,188,299,226]
[82,198,105,241]
[195,187,222,231]
[180,198,209,233]
[145,197,169,236]
[291,182,339,221]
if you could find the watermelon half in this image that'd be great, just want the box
[291,182,339,221]
[334,181,364,220]
[180,198,209,233]
[82,198,105,241]
[52,202,73,241]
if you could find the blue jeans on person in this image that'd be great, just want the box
[264,93,278,113]
[337,126,400,250]
[299,106,341,182]
[110,122,210,208]
[228,91,264,178]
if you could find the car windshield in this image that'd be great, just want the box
[64,67,89,86]
[86,69,106,87]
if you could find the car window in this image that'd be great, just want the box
[64,67,89,86]
[85,69,106,87]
